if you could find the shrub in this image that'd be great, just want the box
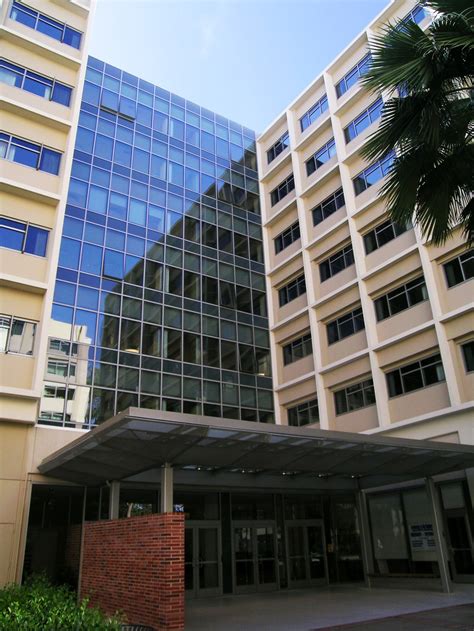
[0,575,123,630]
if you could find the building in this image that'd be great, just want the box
[257,0,473,444]
[0,0,473,628]
[38,54,273,430]
[0,0,94,586]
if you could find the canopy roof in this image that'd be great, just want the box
[38,408,474,489]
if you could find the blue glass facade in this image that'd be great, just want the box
[40,57,273,428]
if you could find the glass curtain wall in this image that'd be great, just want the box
[40,57,273,428]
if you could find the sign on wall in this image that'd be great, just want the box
[409,523,435,551]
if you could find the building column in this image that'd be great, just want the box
[357,490,374,587]
[161,463,174,513]
[108,481,120,520]
[426,477,452,593]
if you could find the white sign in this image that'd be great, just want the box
[409,523,435,551]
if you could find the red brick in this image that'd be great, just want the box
[79,513,184,631]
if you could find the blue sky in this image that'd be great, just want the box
[90,0,388,133]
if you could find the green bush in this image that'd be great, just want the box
[0,575,123,630]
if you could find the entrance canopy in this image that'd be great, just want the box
[39,408,474,489]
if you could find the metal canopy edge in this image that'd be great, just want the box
[37,407,474,488]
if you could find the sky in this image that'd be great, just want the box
[89,0,388,134]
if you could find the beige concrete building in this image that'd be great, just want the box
[257,0,473,443]
[0,0,94,585]
[0,0,473,600]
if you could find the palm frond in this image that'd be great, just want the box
[425,0,474,24]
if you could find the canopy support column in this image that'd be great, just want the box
[161,463,174,513]
[357,490,374,587]
[426,477,452,593]
[108,481,120,520]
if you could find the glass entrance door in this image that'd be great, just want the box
[185,522,222,598]
[445,511,474,582]
[233,522,278,593]
[286,520,327,588]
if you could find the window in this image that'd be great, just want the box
[363,218,412,254]
[312,187,345,225]
[327,307,364,344]
[398,4,427,28]
[270,174,295,206]
[47,359,76,377]
[283,333,312,365]
[443,250,473,288]
[336,53,371,97]
[43,384,74,400]
[461,341,474,373]
[10,1,82,49]
[306,138,336,176]
[344,98,384,143]
[0,216,48,256]
[374,276,428,321]
[100,92,136,121]
[0,133,61,174]
[0,59,72,106]
[334,379,375,415]
[288,398,319,427]
[0,315,36,355]
[278,274,306,307]
[353,153,394,195]
[49,338,78,356]
[274,221,300,254]
[300,95,328,132]
[386,353,445,397]
[319,245,354,282]
[267,131,289,164]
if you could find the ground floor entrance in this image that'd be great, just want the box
[22,477,474,600]
[178,490,361,598]
[233,522,279,593]
[185,521,222,597]
[286,520,327,588]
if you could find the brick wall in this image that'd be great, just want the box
[64,523,82,585]
[80,513,185,631]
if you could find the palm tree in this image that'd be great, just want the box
[361,0,474,245]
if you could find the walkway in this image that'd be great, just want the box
[185,584,474,631]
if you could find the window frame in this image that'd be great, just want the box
[319,244,354,282]
[300,95,329,132]
[363,217,412,254]
[312,187,345,226]
[0,132,62,175]
[386,353,445,397]
[278,274,306,307]
[334,378,375,415]
[374,275,428,321]
[10,1,82,50]
[306,138,336,176]
[353,153,394,196]
[0,58,72,106]
[0,215,49,257]
[327,307,365,345]
[443,249,474,288]
[335,53,371,98]
[287,398,319,427]
[282,332,312,365]
[398,4,427,29]
[0,314,37,355]
[344,97,384,143]
[270,174,295,207]
[461,340,474,373]
[267,131,290,164]
[274,221,301,254]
